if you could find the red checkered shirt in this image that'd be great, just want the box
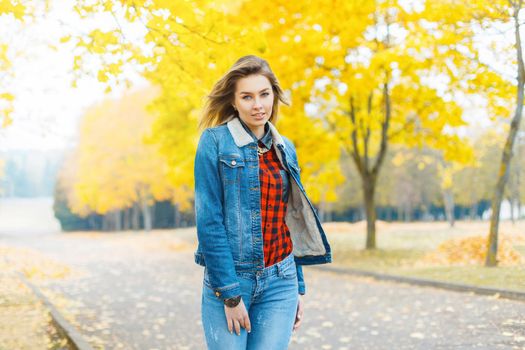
[258,140,293,267]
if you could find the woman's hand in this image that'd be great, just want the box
[224,298,251,335]
[293,295,304,331]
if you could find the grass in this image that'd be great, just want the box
[325,220,525,292]
[0,246,72,350]
[0,274,71,350]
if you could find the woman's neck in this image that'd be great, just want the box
[250,126,265,140]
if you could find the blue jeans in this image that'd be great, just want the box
[201,253,299,350]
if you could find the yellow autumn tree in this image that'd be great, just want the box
[67,0,346,214]
[426,0,525,266]
[66,1,480,250]
[0,0,27,127]
[67,87,180,231]
[234,0,474,248]
[0,0,51,126]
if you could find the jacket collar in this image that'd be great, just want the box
[226,116,286,149]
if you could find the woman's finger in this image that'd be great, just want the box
[243,313,251,333]
[227,316,233,334]
[293,297,303,331]
[293,316,302,331]
[293,312,302,330]
[233,319,241,336]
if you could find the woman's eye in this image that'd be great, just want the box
[241,92,269,100]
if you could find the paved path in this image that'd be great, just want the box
[2,230,525,350]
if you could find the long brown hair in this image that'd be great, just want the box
[199,55,290,130]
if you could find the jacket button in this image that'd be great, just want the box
[215,291,220,297]
[231,160,237,166]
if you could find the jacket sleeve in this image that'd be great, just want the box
[194,129,241,300]
[297,264,306,295]
[284,137,307,296]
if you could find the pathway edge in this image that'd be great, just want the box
[16,272,94,350]
[313,265,525,302]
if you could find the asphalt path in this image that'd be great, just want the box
[2,230,525,350]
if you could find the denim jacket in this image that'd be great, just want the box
[194,116,332,300]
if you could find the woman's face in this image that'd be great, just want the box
[233,74,274,135]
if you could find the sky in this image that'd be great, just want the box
[0,0,513,152]
[0,1,147,152]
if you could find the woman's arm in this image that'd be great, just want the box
[194,129,241,300]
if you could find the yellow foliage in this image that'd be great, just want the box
[421,235,525,267]
[0,1,46,127]
[0,44,14,127]
[0,245,71,280]
[62,86,188,216]
[0,0,26,19]
[65,0,518,212]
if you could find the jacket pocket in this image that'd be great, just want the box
[219,155,245,184]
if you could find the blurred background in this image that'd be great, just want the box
[1,0,525,349]
[1,0,523,251]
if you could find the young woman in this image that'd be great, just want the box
[193,55,332,350]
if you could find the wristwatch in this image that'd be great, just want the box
[224,295,242,308]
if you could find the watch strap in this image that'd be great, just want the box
[224,295,242,308]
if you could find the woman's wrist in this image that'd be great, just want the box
[224,295,242,308]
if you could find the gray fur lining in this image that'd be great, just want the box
[226,116,286,149]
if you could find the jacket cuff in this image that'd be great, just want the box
[298,281,306,295]
[296,264,306,295]
[211,283,242,300]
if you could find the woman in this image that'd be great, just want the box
[194,55,332,350]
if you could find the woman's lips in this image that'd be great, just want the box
[253,113,265,120]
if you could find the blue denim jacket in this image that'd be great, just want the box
[194,116,332,300]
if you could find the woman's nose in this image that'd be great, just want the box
[253,97,263,109]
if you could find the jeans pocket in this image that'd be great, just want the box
[279,263,297,280]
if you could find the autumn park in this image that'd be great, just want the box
[1,0,525,349]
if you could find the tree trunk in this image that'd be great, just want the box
[326,205,333,222]
[113,209,121,231]
[517,165,522,221]
[318,198,326,223]
[88,215,97,230]
[509,196,516,225]
[131,203,140,231]
[340,76,390,250]
[123,207,130,231]
[363,177,377,249]
[140,195,152,232]
[470,202,478,221]
[442,188,455,227]
[422,204,430,221]
[405,202,412,222]
[386,206,393,222]
[486,6,525,267]
[102,214,109,231]
[173,203,181,228]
